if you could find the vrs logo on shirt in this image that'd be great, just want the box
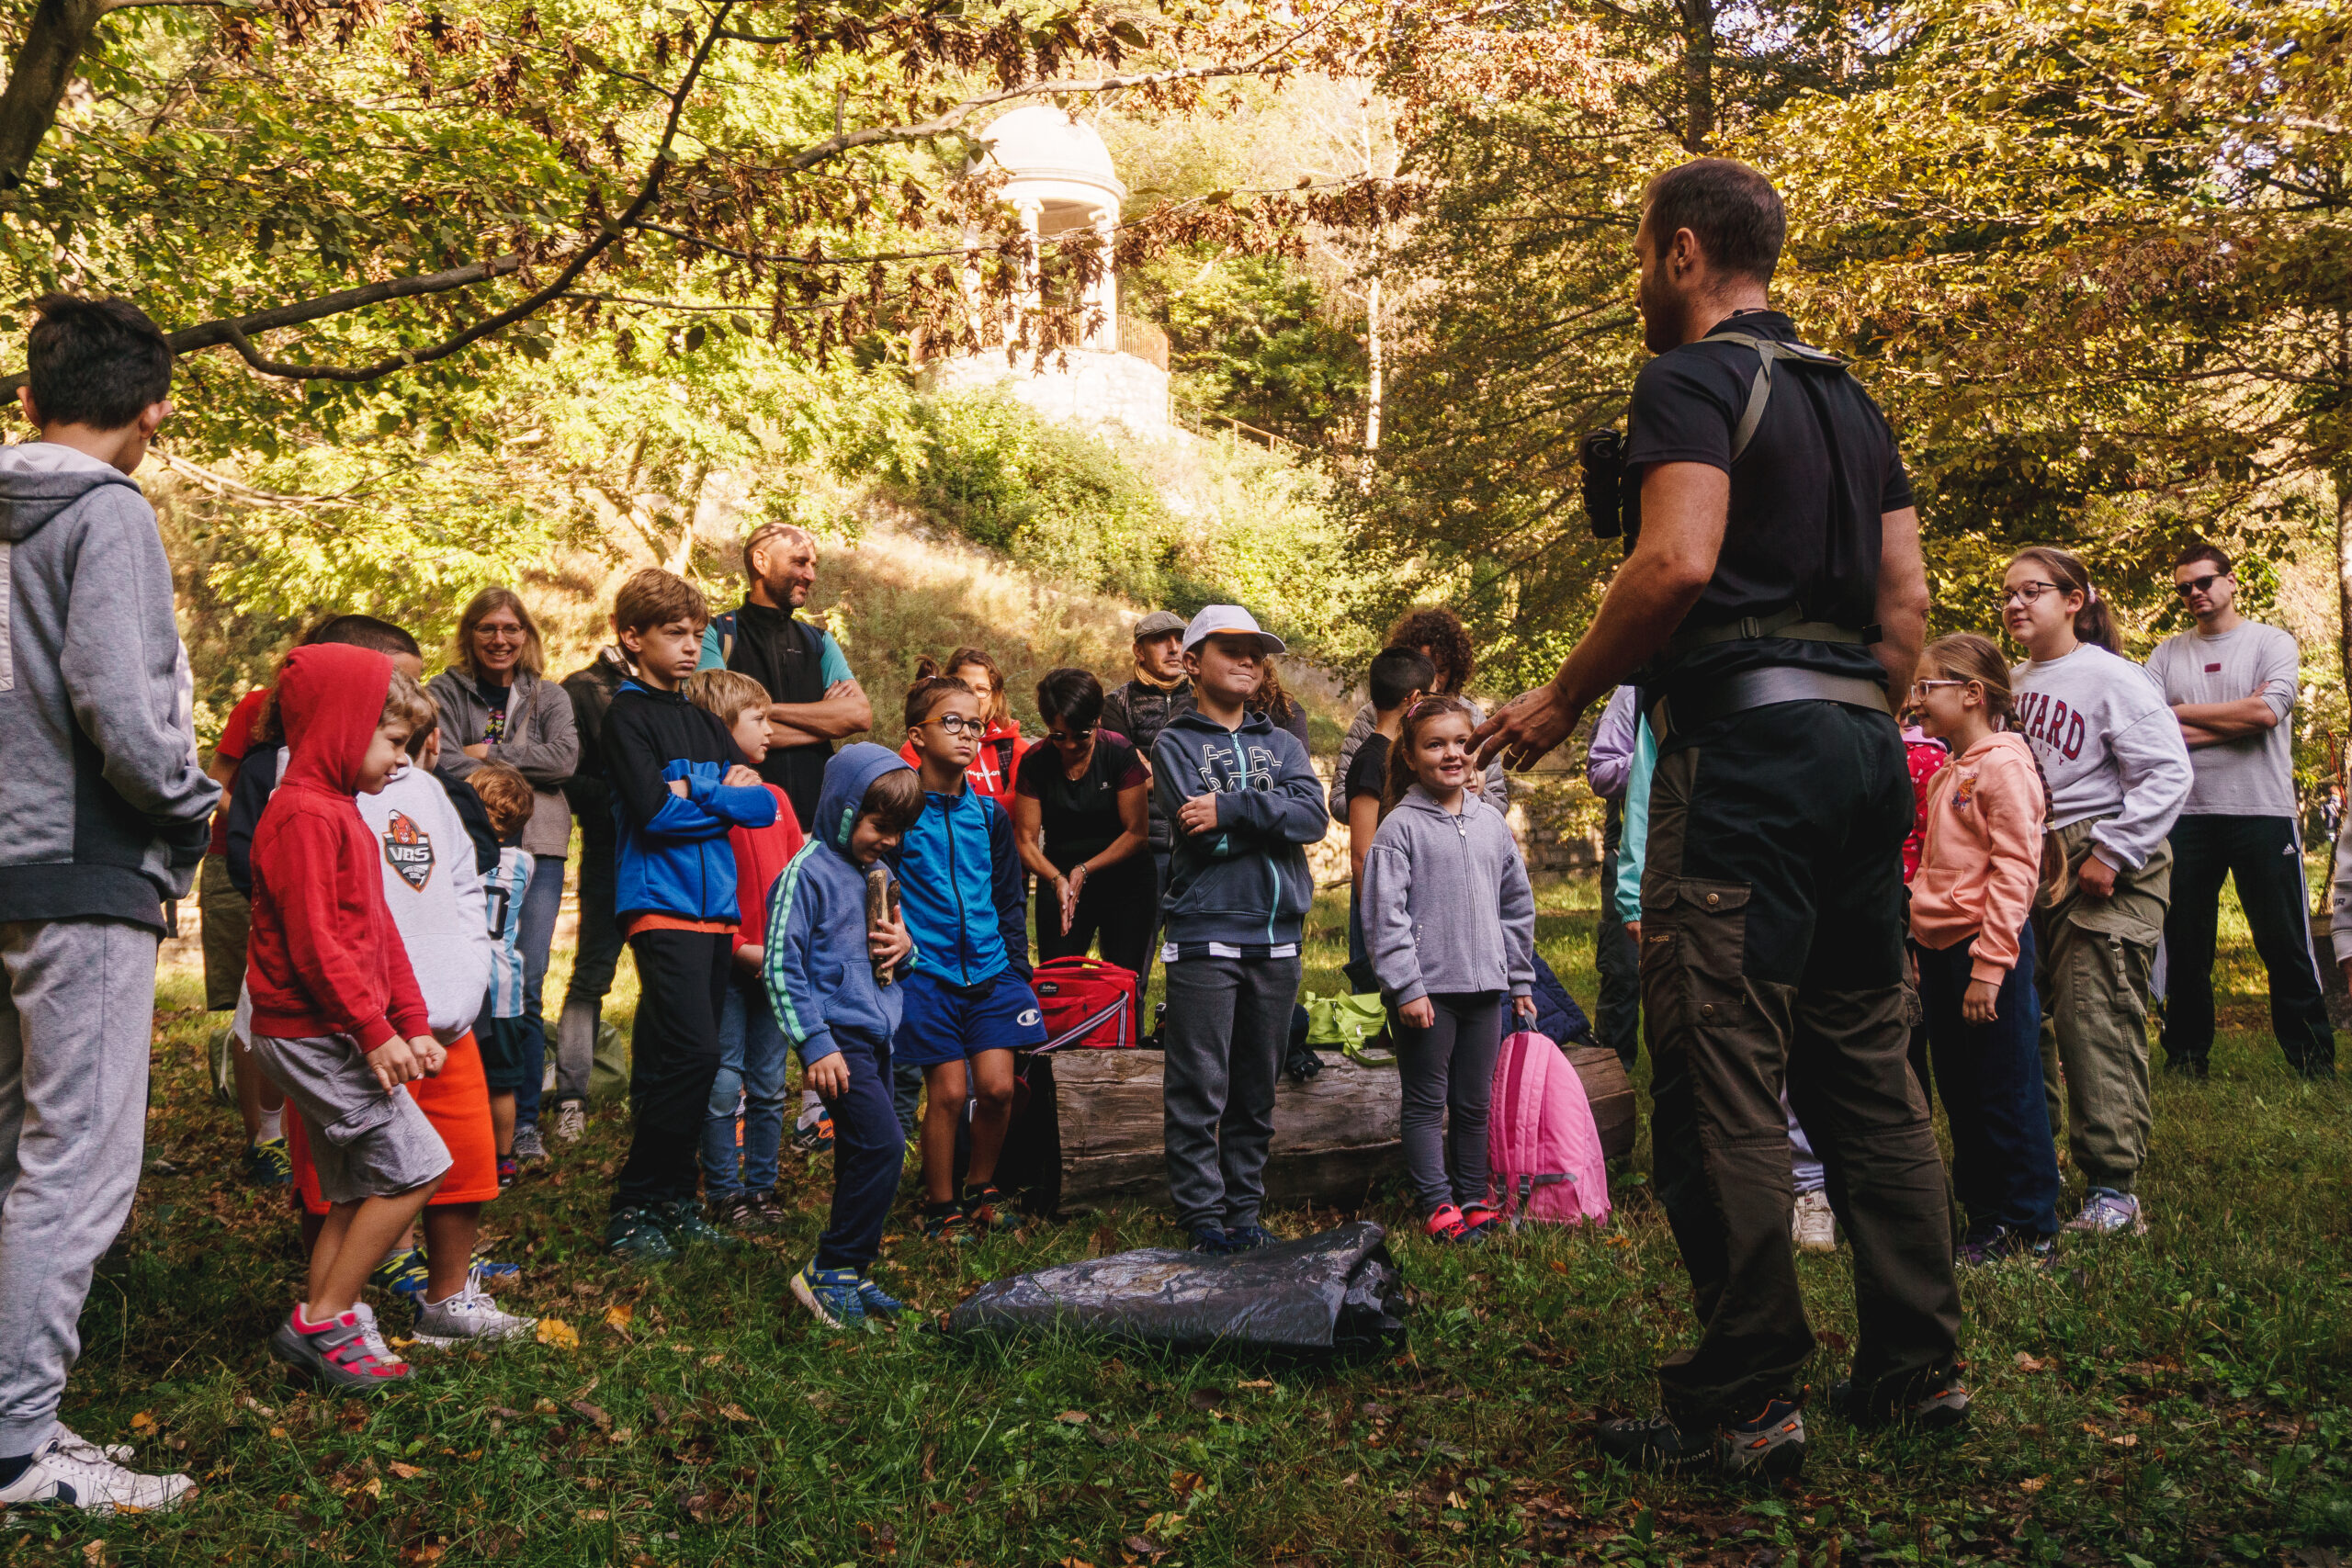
[380,811,435,891]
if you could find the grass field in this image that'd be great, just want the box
[22,875,2352,1566]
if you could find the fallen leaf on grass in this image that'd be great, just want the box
[1057,1410,1091,1425]
[1123,1537,1168,1561]
[386,1460,425,1480]
[602,1304,635,1335]
[2110,1433,2139,1448]
[1087,1427,1121,1450]
[534,1318,579,1350]
[1170,1471,1205,1499]
[1237,1379,1273,1391]
[718,1404,753,1424]
[82,1542,111,1567]
[130,1412,157,1435]
[579,1509,608,1522]
[701,1352,725,1367]
[1057,1559,1094,1568]
[2015,1352,2052,1373]
[2019,1477,2047,1493]
[1547,1258,1567,1274]
[570,1401,613,1432]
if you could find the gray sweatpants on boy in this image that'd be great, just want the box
[1162,955,1300,1233]
[0,919,160,1458]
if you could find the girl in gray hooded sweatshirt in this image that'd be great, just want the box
[1361,697,1538,1244]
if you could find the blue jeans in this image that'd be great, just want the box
[513,852,566,1127]
[699,976,790,1200]
[1919,922,2060,1239]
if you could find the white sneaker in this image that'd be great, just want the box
[49,1425,132,1464]
[0,1434,194,1514]
[412,1269,537,1347]
[2063,1189,2146,1235]
[1791,1191,1838,1253]
[551,1100,586,1144]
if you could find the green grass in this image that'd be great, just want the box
[26,875,2352,1565]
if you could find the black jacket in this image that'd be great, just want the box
[1101,677,1193,852]
[560,649,631,840]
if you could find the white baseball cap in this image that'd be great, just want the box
[1181,604,1286,657]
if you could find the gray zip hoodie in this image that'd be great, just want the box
[1361,784,1536,1007]
[0,444,217,929]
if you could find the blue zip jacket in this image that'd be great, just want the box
[765,743,913,1065]
[898,779,1029,987]
[602,678,777,923]
[1153,706,1329,950]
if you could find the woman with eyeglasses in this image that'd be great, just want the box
[2002,547,2191,1240]
[1010,668,1156,978]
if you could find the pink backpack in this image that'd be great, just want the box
[1487,1031,1611,1228]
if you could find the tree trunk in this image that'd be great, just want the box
[1678,0,1716,153]
[0,0,119,188]
[1360,251,1383,488]
[2337,461,2352,723]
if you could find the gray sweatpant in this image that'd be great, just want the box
[0,919,160,1457]
[1161,954,1300,1232]
[1394,991,1505,1215]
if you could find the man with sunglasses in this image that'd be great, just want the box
[2145,544,2334,1079]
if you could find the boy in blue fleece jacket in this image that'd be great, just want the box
[597,570,777,1263]
[894,675,1044,1242]
[766,743,922,1327]
[1152,607,1329,1253]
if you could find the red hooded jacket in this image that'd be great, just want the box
[244,644,432,1053]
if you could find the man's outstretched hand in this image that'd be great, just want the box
[1473,682,1588,773]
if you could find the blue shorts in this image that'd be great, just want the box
[894,969,1047,1068]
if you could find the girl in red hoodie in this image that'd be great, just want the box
[1907,633,2062,1265]
[244,643,451,1390]
[899,647,1026,805]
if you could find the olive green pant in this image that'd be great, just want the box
[2035,820,2169,1196]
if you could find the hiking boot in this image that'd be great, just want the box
[1186,1224,1234,1255]
[923,1203,972,1245]
[1593,1412,1713,1472]
[243,1136,292,1187]
[512,1124,548,1166]
[1424,1204,1470,1245]
[0,1434,195,1515]
[269,1307,413,1391]
[855,1275,909,1320]
[368,1247,429,1303]
[1717,1399,1806,1482]
[962,1182,1016,1232]
[550,1100,588,1143]
[2064,1189,2146,1236]
[791,1105,835,1153]
[496,1155,518,1190]
[657,1198,741,1252]
[605,1207,678,1264]
[790,1261,867,1330]
[1224,1223,1273,1252]
[413,1269,537,1347]
[1834,1377,1970,1432]
[1792,1192,1838,1254]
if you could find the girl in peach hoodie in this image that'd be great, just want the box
[1909,633,2064,1265]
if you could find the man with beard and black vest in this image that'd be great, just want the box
[696,523,874,832]
[1475,159,1961,1479]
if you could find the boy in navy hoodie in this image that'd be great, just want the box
[896,676,1044,1241]
[766,743,922,1326]
[598,570,778,1262]
[1153,606,1329,1253]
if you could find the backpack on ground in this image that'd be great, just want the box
[1031,956,1140,1052]
[1487,1031,1611,1229]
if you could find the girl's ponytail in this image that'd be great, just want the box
[2010,546,2120,654]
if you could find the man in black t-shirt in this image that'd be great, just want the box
[1476,159,1959,1475]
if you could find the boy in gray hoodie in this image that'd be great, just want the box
[0,296,216,1514]
[1151,607,1329,1253]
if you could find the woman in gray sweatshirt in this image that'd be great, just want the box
[1360,697,1538,1245]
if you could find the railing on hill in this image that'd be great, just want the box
[1174,405,1298,454]
[1117,316,1170,371]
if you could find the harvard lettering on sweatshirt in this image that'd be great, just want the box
[2009,644,2191,872]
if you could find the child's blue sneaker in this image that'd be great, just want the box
[1224,1224,1274,1252]
[791,1262,868,1330]
[855,1276,908,1320]
[469,1247,521,1282]
[368,1246,429,1302]
[1188,1225,1233,1255]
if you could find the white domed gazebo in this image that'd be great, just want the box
[918,106,1172,433]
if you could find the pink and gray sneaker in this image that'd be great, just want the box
[269,1305,413,1390]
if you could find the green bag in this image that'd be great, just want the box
[1304,991,1396,1068]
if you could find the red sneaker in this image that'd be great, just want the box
[1461,1202,1502,1239]
[1424,1204,1469,1244]
[268,1306,413,1391]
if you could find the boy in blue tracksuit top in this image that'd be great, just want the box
[1153,606,1330,1253]
[766,742,923,1328]
[894,674,1045,1242]
[598,569,778,1263]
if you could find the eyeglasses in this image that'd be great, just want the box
[2175,573,2226,598]
[2000,581,2063,606]
[1909,678,1970,697]
[928,715,986,737]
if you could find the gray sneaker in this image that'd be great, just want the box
[1717,1399,1806,1482]
[413,1269,537,1347]
[2063,1189,2146,1235]
[511,1124,548,1166]
[268,1307,413,1390]
[550,1100,587,1144]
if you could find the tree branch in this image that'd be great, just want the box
[0,0,132,187]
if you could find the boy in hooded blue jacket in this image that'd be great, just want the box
[1153,607,1330,1253]
[598,569,778,1263]
[767,743,923,1328]
[894,675,1046,1242]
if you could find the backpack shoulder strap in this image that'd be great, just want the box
[1698,331,1853,463]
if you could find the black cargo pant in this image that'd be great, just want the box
[1640,698,1961,1428]
[2160,814,2335,1076]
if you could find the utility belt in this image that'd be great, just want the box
[1645,608,1890,740]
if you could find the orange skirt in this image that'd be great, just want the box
[288,1030,501,1215]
